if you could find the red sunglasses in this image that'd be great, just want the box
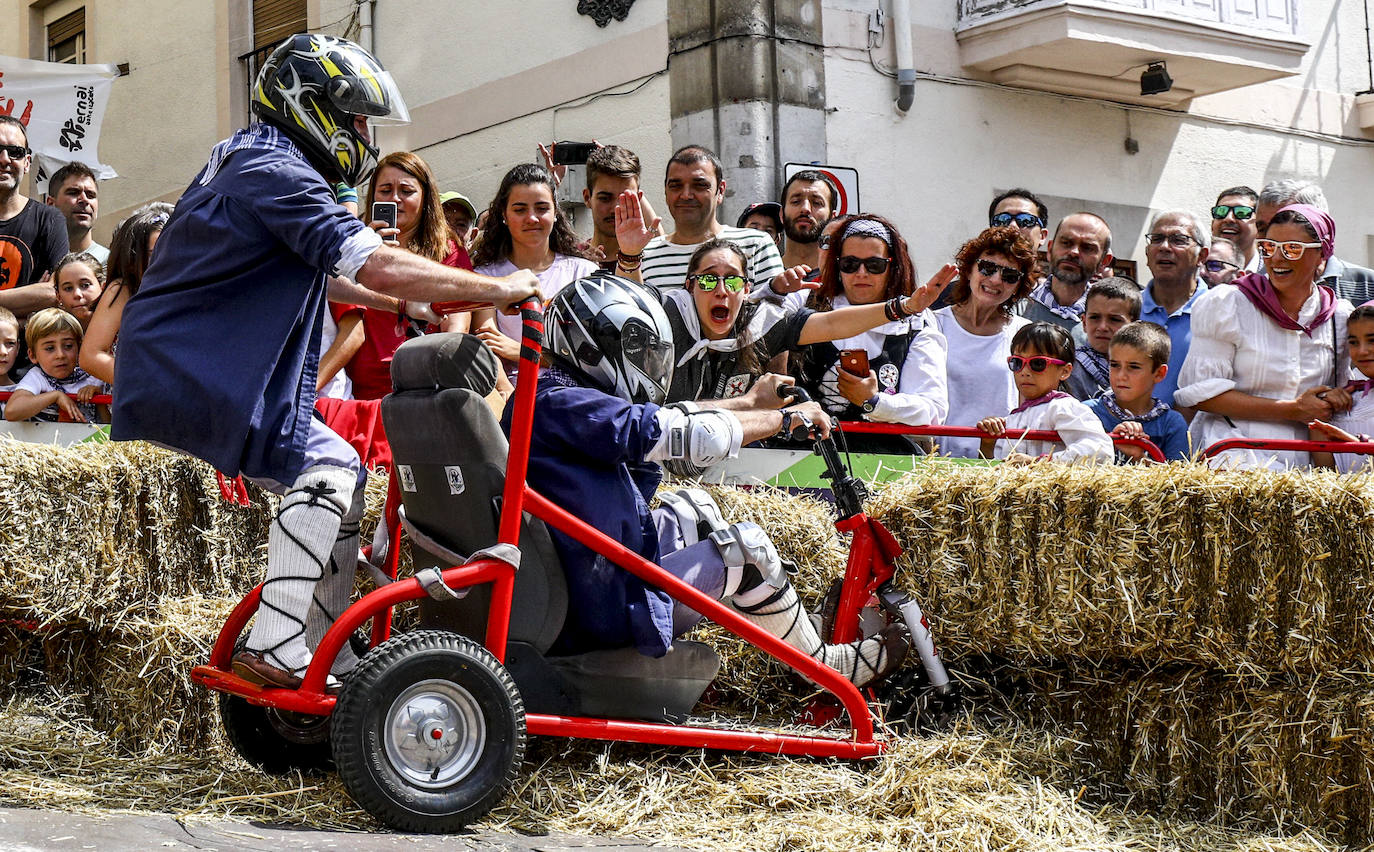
[1007,355,1068,373]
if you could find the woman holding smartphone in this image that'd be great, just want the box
[787,214,949,450]
[469,163,599,380]
[346,150,471,400]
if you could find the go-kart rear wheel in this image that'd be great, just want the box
[218,693,334,775]
[331,630,525,833]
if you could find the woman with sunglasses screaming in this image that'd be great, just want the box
[660,235,955,404]
[788,214,949,453]
[932,226,1038,457]
[1176,204,1355,470]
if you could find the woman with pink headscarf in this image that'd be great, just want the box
[1176,204,1355,468]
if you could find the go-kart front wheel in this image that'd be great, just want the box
[331,630,525,833]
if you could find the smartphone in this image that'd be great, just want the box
[551,141,597,166]
[840,349,870,376]
[371,201,398,230]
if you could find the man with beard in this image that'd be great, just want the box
[1018,212,1113,332]
[1138,210,1209,407]
[778,170,836,269]
[640,145,786,297]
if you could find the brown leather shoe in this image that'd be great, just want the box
[232,650,303,690]
[232,650,344,695]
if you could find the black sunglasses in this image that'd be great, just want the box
[990,211,1044,230]
[1203,259,1238,273]
[975,258,1024,285]
[838,255,891,275]
[0,144,29,160]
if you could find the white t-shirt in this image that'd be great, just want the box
[477,254,600,375]
[1328,387,1374,473]
[933,307,1029,458]
[317,309,352,400]
[13,367,104,421]
[641,225,784,296]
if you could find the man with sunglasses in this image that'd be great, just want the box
[1201,238,1243,288]
[1018,212,1113,333]
[0,116,68,320]
[1139,210,1209,407]
[988,188,1049,255]
[1209,186,1259,272]
[1256,179,1374,305]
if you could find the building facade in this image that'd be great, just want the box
[1,0,1369,278]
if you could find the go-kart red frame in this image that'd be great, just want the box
[193,300,889,759]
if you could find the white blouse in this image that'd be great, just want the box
[1174,283,1353,470]
[790,294,949,427]
[933,307,1029,458]
[996,394,1114,464]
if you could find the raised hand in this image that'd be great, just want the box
[904,263,958,315]
[614,189,661,256]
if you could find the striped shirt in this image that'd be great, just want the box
[640,225,785,296]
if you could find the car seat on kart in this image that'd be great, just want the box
[382,334,718,723]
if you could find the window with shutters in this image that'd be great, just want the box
[241,0,307,84]
[48,8,86,65]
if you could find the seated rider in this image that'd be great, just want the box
[503,272,910,686]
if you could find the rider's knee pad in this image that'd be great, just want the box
[658,488,729,547]
[707,521,787,599]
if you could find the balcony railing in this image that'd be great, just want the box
[958,0,1299,38]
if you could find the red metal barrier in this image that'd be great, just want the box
[0,391,112,405]
[836,421,1168,463]
[1200,438,1374,460]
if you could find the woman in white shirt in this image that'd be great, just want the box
[469,163,599,379]
[791,215,948,453]
[932,226,1038,457]
[1175,204,1353,469]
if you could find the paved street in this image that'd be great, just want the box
[0,809,693,852]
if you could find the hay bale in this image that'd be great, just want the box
[0,440,274,630]
[997,662,1374,847]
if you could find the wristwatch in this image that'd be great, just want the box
[861,395,881,414]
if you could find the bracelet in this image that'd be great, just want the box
[775,407,797,440]
[884,296,912,322]
[616,250,643,262]
[616,258,642,270]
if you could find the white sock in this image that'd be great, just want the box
[245,465,355,675]
[304,482,366,676]
[733,582,893,687]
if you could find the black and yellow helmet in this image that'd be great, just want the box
[251,33,409,185]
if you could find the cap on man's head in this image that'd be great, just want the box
[736,201,781,230]
[440,191,476,219]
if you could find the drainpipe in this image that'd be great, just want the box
[359,0,375,54]
[892,0,915,114]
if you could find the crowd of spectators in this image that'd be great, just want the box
[1,106,1370,471]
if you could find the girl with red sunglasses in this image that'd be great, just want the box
[976,322,1113,464]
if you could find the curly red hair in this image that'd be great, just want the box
[947,226,1037,315]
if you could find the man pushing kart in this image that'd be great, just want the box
[111,34,538,691]
[508,272,912,685]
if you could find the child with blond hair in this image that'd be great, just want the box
[4,308,106,423]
